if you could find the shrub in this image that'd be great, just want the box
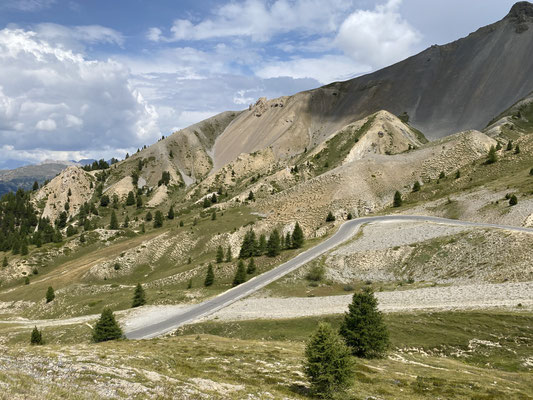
[306,264,325,282]
[509,195,518,206]
[325,211,335,222]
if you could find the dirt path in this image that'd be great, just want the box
[206,280,533,321]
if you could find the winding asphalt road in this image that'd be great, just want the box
[125,215,533,339]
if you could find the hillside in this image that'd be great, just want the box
[0,161,74,196]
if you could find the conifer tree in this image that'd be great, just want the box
[2,256,7,268]
[204,263,214,287]
[248,191,255,201]
[153,210,163,228]
[496,142,502,151]
[509,194,518,206]
[136,195,143,208]
[305,322,354,398]
[258,234,267,255]
[45,286,55,303]
[131,283,146,308]
[202,197,211,208]
[126,191,135,206]
[32,181,39,191]
[145,211,153,221]
[225,246,232,262]
[211,210,216,220]
[412,181,421,192]
[339,288,389,358]
[393,191,402,207]
[216,245,224,263]
[515,144,521,154]
[285,232,292,250]
[30,326,43,345]
[266,229,281,257]
[292,222,304,249]
[506,140,513,151]
[247,257,256,274]
[167,206,174,220]
[233,260,247,286]
[326,211,335,222]
[211,193,218,203]
[455,170,461,179]
[109,210,119,230]
[92,308,123,342]
[487,145,498,164]
[239,229,257,259]
[20,241,28,256]
[123,215,130,228]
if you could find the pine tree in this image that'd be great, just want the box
[487,145,498,164]
[123,215,130,228]
[216,245,224,263]
[211,193,218,203]
[509,194,518,206]
[233,260,247,286]
[145,211,153,221]
[305,322,354,398]
[515,144,521,154]
[339,288,389,358]
[239,229,257,259]
[202,197,211,208]
[292,222,304,249]
[266,229,281,257]
[439,171,445,179]
[496,142,502,151]
[284,232,292,250]
[167,206,175,220]
[393,191,403,207]
[326,211,335,222]
[20,241,28,256]
[109,210,119,230]
[2,256,7,268]
[248,191,255,201]
[412,181,421,192]
[246,257,256,274]
[92,308,123,342]
[131,283,146,307]
[154,211,163,228]
[204,263,214,287]
[211,210,217,220]
[187,278,193,289]
[506,140,513,151]
[455,170,461,179]
[225,246,233,262]
[32,181,39,191]
[258,234,267,255]
[136,195,143,208]
[45,286,55,303]
[30,326,43,345]
[126,191,135,206]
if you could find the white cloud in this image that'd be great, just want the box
[1,0,56,12]
[335,0,421,69]
[34,23,125,49]
[35,119,57,131]
[150,0,355,42]
[0,28,160,157]
[256,55,371,84]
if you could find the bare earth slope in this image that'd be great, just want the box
[212,2,533,170]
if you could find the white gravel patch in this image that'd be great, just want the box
[207,281,533,321]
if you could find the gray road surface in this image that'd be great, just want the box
[125,215,533,339]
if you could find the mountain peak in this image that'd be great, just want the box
[506,2,533,20]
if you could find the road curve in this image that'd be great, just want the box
[125,215,533,339]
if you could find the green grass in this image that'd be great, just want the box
[3,310,531,399]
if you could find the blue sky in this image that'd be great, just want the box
[0,0,519,168]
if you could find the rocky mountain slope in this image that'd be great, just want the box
[0,161,74,196]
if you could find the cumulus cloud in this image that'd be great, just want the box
[0,28,160,161]
[149,0,355,42]
[336,0,421,69]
